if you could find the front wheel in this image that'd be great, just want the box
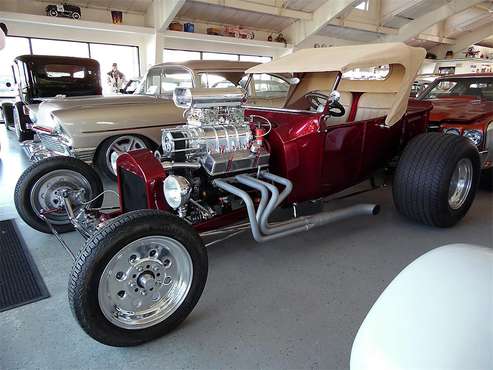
[68,210,208,346]
[13,102,33,142]
[393,133,480,227]
[14,156,103,233]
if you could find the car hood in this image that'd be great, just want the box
[425,98,493,124]
[35,94,166,131]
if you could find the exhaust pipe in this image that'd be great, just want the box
[213,172,379,243]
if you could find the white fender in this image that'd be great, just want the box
[351,244,493,370]
[0,28,5,50]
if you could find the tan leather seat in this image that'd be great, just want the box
[324,91,353,124]
[354,93,396,121]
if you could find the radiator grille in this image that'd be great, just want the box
[38,133,69,155]
[74,148,96,163]
[119,168,148,212]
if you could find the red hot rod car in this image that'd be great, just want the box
[418,73,493,186]
[14,43,481,346]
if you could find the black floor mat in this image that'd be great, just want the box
[0,219,49,312]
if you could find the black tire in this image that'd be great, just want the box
[1,102,14,129]
[72,12,80,19]
[14,156,104,234]
[95,135,157,180]
[13,102,34,142]
[480,168,493,191]
[48,9,58,16]
[68,209,208,347]
[393,133,480,227]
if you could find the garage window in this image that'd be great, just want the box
[0,36,31,97]
[163,49,201,63]
[31,38,89,58]
[202,52,239,61]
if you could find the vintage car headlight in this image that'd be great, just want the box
[163,175,191,209]
[443,128,460,135]
[463,129,482,146]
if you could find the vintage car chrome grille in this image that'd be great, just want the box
[38,133,70,155]
[119,168,148,212]
[74,148,96,163]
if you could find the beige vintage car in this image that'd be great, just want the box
[24,60,259,178]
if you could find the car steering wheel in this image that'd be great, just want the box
[305,91,346,117]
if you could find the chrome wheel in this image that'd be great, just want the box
[30,169,92,225]
[106,136,147,176]
[98,236,193,330]
[448,158,473,210]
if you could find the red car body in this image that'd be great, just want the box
[419,73,493,169]
[116,99,432,232]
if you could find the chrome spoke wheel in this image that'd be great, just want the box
[30,169,92,225]
[448,158,473,210]
[98,236,193,330]
[106,136,146,176]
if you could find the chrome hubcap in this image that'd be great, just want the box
[30,170,92,224]
[448,158,473,210]
[106,136,146,176]
[98,236,193,330]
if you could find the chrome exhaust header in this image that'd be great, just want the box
[213,172,379,243]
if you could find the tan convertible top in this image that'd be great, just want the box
[246,43,426,126]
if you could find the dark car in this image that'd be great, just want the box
[10,54,102,141]
[46,3,81,19]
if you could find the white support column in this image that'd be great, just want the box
[381,0,484,43]
[282,0,360,46]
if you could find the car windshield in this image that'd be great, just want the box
[31,62,101,97]
[421,77,493,101]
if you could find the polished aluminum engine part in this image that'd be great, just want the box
[202,148,269,176]
[173,87,246,109]
[161,124,254,160]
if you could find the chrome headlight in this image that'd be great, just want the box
[463,129,482,146]
[443,128,460,135]
[163,175,191,209]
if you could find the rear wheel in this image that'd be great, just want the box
[48,9,58,16]
[68,210,208,346]
[14,156,103,234]
[393,133,480,227]
[96,135,155,180]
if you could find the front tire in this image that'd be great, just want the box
[1,102,14,129]
[95,135,156,180]
[393,133,480,227]
[68,210,208,346]
[13,102,33,142]
[14,156,103,234]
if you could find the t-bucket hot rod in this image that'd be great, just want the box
[14,43,481,346]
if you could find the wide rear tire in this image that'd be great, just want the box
[68,209,208,346]
[393,133,480,227]
[14,156,103,234]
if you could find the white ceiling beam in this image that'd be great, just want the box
[380,0,484,42]
[416,33,455,44]
[330,18,398,35]
[282,0,360,46]
[191,0,313,20]
[447,22,493,53]
[152,0,186,32]
[380,0,429,25]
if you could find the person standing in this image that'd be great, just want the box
[106,62,126,93]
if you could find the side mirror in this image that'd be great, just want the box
[289,77,300,85]
[329,90,341,102]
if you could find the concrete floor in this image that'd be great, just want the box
[0,126,492,370]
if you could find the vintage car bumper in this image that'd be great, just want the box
[22,132,96,164]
